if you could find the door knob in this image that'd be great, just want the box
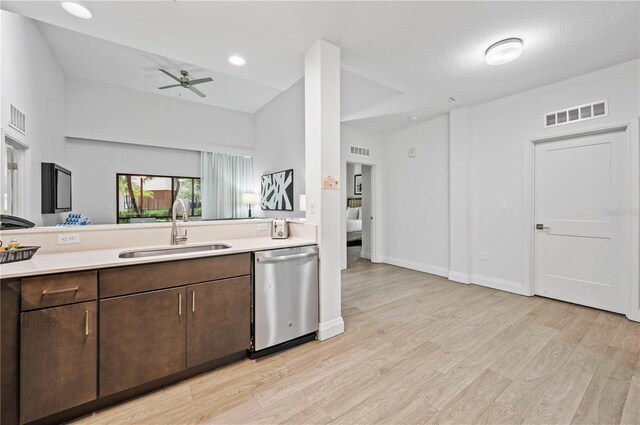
[536,224,550,230]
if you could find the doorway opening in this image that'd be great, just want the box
[1,130,30,218]
[345,162,375,268]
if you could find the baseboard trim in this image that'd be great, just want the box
[381,256,449,278]
[471,274,524,295]
[380,257,525,295]
[448,271,470,284]
[318,317,344,341]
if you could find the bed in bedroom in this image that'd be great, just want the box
[346,198,362,246]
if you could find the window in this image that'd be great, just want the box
[117,174,201,224]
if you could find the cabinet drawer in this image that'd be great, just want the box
[99,253,250,298]
[21,271,97,311]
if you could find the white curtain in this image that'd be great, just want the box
[201,152,253,219]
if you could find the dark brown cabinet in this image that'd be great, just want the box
[20,301,97,424]
[99,287,187,397]
[3,253,254,425]
[186,276,251,368]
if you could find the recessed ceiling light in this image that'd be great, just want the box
[228,56,246,66]
[409,116,419,121]
[61,2,93,19]
[485,38,523,66]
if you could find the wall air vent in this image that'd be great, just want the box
[350,146,370,157]
[9,105,26,134]
[544,100,608,128]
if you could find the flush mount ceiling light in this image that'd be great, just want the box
[485,38,523,66]
[228,56,246,66]
[61,2,93,19]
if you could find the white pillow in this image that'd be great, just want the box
[356,207,362,220]
[346,207,359,220]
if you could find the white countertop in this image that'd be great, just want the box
[0,237,316,279]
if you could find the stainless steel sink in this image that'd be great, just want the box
[119,244,231,259]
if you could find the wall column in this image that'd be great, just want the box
[449,107,471,283]
[305,39,344,340]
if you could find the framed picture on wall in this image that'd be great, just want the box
[261,169,294,211]
[354,174,362,195]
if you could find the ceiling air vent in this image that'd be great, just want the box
[544,100,608,128]
[9,105,26,134]
[350,146,370,157]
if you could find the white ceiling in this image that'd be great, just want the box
[3,1,638,131]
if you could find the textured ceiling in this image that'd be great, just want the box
[3,1,638,131]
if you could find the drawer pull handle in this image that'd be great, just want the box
[192,291,196,313]
[42,286,79,295]
[178,293,182,316]
[85,309,89,336]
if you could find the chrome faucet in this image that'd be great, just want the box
[171,199,189,245]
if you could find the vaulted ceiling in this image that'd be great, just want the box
[3,1,638,131]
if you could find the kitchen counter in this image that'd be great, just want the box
[0,236,315,279]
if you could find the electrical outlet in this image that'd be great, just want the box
[257,223,268,231]
[58,233,80,245]
[500,200,508,210]
[480,251,488,261]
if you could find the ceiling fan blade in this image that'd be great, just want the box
[158,83,182,89]
[188,77,213,86]
[188,85,206,98]
[159,68,180,82]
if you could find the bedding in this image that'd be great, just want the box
[346,219,362,233]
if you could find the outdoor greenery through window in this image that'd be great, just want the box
[117,174,201,224]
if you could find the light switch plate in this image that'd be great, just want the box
[257,223,268,231]
[480,251,488,261]
[500,201,508,210]
[58,233,80,245]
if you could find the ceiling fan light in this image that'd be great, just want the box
[228,56,246,66]
[61,2,93,19]
[485,38,523,66]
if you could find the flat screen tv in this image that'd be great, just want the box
[42,163,72,213]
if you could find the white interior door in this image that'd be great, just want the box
[534,129,629,314]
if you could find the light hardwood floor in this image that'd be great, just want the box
[74,261,640,425]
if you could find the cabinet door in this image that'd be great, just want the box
[20,301,97,424]
[99,287,186,397]
[187,276,250,368]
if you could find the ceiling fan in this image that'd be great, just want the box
[157,69,213,98]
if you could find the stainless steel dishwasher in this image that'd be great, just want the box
[251,245,319,358]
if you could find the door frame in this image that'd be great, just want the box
[522,119,640,321]
[341,161,379,269]
[1,128,31,219]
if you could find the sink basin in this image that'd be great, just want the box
[119,244,231,259]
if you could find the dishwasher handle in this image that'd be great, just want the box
[256,251,317,263]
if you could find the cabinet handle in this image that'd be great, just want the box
[178,293,182,316]
[42,286,79,295]
[192,291,196,313]
[85,309,89,336]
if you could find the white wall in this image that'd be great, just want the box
[66,138,200,225]
[381,114,450,277]
[380,59,639,297]
[346,163,362,199]
[468,59,640,291]
[64,76,254,155]
[253,78,305,218]
[1,10,67,226]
